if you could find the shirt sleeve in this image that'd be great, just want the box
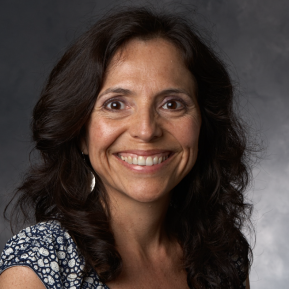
[0,222,69,288]
[0,221,87,289]
[0,221,108,289]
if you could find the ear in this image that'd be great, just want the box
[80,137,89,155]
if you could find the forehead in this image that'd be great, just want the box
[118,37,183,61]
[102,38,196,94]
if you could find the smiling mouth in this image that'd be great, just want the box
[117,152,172,166]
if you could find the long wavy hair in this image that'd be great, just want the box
[6,7,254,289]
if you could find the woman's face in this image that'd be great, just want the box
[82,38,201,204]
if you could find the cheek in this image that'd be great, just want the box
[173,116,201,149]
[87,118,122,153]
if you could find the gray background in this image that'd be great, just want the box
[0,0,288,288]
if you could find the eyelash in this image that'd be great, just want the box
[103,98,126,111]
[161,98,187,110]
[102,97,187,111]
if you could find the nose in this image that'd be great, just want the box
[129,107,162,142]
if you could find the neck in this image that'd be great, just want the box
[108,190,171,257]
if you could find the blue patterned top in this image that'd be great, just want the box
[0,221,108,289]
[0,221,247,288]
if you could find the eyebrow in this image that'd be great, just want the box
[157,88,193,99]
[98,88,132,99]
[97,87,193,99]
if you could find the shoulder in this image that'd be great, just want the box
[0,221,106,289]
[0,220,72,255]
[0,221,76,273]
[0,265,46,289]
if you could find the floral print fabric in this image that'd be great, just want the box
[0,221,108,289]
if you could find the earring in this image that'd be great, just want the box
[82,151,95,192]
[91,173,95,192]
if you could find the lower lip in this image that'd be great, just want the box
[114,154,173,173]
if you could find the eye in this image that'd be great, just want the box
[105,100,125,110]
[162,100,184,110]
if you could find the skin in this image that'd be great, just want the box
[83,38,201,207]
[82,38,201,288]
[0,266,46,289]
[0,38,250,288]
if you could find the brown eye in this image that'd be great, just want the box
[106,101,125,110]
[162,100,183,110]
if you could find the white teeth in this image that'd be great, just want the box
[127,156,133,164]
[137,156,146,166]
[133,157,138,164]
[153,156,158,165]
[146,157,153,166]
[120,154,169,166]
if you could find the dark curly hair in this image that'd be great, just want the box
[6,6,254,289]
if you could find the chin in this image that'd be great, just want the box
[129,192,169,204]
[109,184,172,204]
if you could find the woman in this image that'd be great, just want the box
[0,7,253,289]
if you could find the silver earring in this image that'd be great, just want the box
[82,152,95,192]
[91,173,95,192]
